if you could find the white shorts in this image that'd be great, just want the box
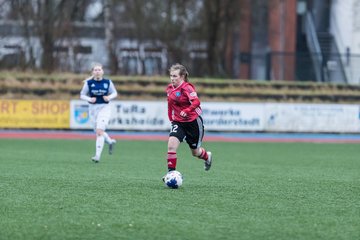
[89,103,112,131]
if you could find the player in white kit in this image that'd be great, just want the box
[80,63,118,163]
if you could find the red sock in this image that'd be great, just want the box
[167,152,177,170]
[198,148,208,161]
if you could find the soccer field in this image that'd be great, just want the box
[0,139,359,240]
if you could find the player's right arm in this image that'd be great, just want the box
[80,81,95,103]
[166,85,174,122]
[168,100,173,122]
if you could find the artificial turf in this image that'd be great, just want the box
[0,139,359,240]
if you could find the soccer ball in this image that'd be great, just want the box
[164,170,183,189]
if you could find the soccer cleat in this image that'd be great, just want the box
[204,151,212,171]
[108,139,116,155]
[91,156,100,163]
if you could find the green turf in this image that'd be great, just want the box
[0,139,359,240]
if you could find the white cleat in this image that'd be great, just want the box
[109,139,116,155]
[91,156,100,163]
[204,151,212,171]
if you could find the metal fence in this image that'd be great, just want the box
[1,43,360,85]
[267,52,358,84]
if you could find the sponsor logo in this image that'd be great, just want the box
[74,104,89,124]
[190,92,197,97]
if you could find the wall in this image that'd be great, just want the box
[330,0,360,84]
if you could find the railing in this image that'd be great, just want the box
[266,51,355,83]
[304,12,323,82]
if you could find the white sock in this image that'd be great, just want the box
[103,132,112,144]
[95,135,105,157]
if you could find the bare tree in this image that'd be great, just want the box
[200,0,244,77]
[203,0,221,75]
[103,0,118,74]
[3,0,36,70]
[145,0,204,72]
[2,0,246,77]
[6,0,92,72]
[35,0,93,73]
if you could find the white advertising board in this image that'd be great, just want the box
[70,100,169,130]
[201,102,265,131]
[264,103,360,132]
[71,100,360,133]
[70,100,265,131]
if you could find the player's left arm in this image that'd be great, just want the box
[104,80,118,102]
[180,86,200,117]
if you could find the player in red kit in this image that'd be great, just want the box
[163,63,212,180]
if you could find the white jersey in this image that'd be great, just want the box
[80,78,118,130]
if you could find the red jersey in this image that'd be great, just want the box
[166,81,202,122]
